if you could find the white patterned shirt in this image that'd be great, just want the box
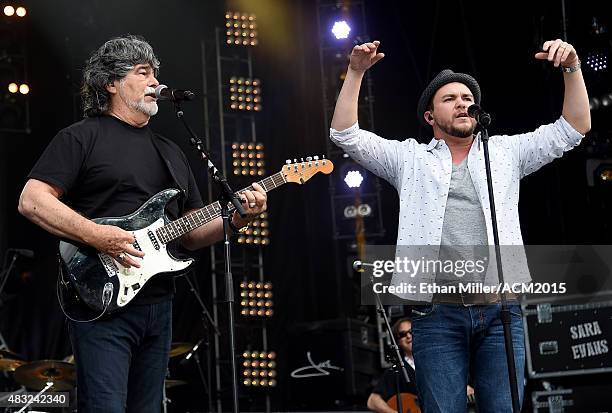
[330,117,584,302]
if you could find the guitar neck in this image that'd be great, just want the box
[156,172,286,243]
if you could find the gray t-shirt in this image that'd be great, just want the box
[437,157,488,286]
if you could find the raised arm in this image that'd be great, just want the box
[331,41,384,131]
[535,39,591,134]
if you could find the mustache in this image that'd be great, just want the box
[144,86,156,96]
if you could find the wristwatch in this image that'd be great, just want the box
[561,60,581,73]
[229,219,249,234]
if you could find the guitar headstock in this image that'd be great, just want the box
[282,156,334,184]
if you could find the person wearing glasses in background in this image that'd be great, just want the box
[367,317,418,413]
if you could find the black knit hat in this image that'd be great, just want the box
[417,69,481,126]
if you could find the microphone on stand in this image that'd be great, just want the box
[467,104,491,127]
[352,260,376,272]
[149,84,195,102]
[7,248,35,259]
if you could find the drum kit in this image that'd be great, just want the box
[0,343,195,411]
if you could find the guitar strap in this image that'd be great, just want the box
[149,132,188,217]
[149,132,191,294]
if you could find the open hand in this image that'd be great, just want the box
[535,39,579,68]
[349,40,385,72]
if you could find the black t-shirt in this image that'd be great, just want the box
[29,115,204,304]
[372,360,418,401]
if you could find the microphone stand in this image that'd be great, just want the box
[0,253,18,306]
[477,116,521,413]
[183,274,219,413]
[173,100,245,413]
[362,265,410,413]
[0,252,19,349]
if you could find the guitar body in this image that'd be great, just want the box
[56,158,335,316]
[59,189,193,314]
[387,393,421,413]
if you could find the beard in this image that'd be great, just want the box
[438,119,476,138]
[131,99,158,116]
[118,83,159,116]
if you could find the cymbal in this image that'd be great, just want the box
[14,360,76,391]
[165,379,188,389]
[0,349,25,372]
[169,342,193,358]
[0,358,26,372]
[0,349,23,360]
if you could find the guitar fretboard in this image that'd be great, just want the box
[156,172,286,244]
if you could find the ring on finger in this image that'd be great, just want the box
[118,253,126,260]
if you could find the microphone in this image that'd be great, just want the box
[467,104,491,127]
[152,84,195,102]
[352,260,376,272]
[7,248,35,259]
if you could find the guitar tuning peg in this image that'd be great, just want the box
[293,158,297,163]
[300,157,304,162]
[306,156,312,162]
[313,155,319,160]
[286,159,292,164]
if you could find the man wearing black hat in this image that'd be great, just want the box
[330,39,590,413]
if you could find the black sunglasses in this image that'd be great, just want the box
[398,330,412,339]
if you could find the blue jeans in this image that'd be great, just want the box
[411,303,525,413]
[68,299,172,413]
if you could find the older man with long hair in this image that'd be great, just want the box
[19,35,267,412]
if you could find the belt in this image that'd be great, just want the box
[432,292,519,305]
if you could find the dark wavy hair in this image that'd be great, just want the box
[81,35,160,117]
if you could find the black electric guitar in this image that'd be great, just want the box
[58,158,333,314]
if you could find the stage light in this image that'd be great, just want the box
[343,203,372,218]
[229,77,262,112]
[3,6,14,16]
[331,20,351,39]
[589,92,612,112]
[344,170,363,188]
[237,212,270,246]
[586,159,612,187]
[16,6,26,17]
[239,281,273,316]
[585,51,608,72]
[225,11,258,46]
[600,168,612,182]
[8,83,18,93]
[19,84,29,95]
[241,350,277,387]
[231,142,265,176]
